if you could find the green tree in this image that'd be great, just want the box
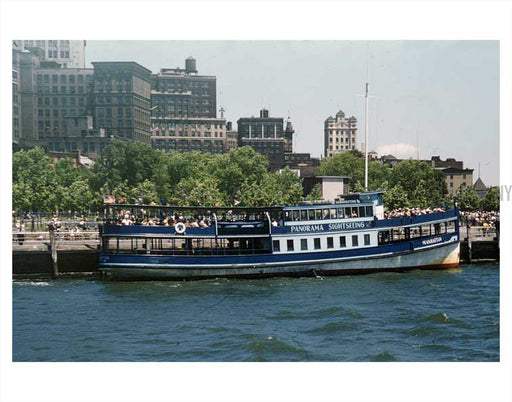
[455,185,480,211]
[174,176,225,206]
[305,183,322,201]
[211,147,269,203]
[317,151,390,192]
[383,185,409,210]
[12,181,33,212]
[90,141,158,193]
[389,160,446,207]
[12,147,58,212]
[479,186,500,211]
[133,179,159,205]
[317,150,364,190]
[61,179,97,213]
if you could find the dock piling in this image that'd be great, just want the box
[49,229,58,279]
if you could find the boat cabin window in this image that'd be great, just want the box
[301,238,308,251]
[308,209,316,220]
[273,240,280,252]
[287,239,294,251]
[283,204,374,223]
[339,236,346,247]
[378,231,390,245]
[327,237,334,249]
[364,234,371,246]
[410,227,422,239]
[377,219,457,245]
[352,235,359,247]
[104,236,271,256]
[314,238,321,250]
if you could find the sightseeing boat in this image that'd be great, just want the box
[98,191,460,280]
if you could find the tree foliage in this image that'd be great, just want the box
[12,143,304,212]
[479,186,500,211]
[455,185,480,211]
[318,152,449,208]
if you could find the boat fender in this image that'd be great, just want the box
[175,222,186,234]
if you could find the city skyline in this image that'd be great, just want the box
[85,40,500,186]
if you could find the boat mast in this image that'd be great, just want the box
[364,82,369,191]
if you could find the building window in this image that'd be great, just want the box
[273,240,280,252]
[339,236,346,248]
[327,237,334,249]
[352,235,359,247]
[301,239,308,251]
[287,239,294,252]
[314,238,321,250]
[364,234,370,246]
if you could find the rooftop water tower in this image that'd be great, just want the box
[185,57,197,74]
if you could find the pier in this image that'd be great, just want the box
[12,230,100,278]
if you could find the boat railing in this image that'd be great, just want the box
[12,230,100,251]
[375,209,458,228]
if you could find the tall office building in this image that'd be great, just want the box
[151,57,227,153]
[324,110,358,157]
[35,66,93,139]
[283,117,295,153]
[16,40,86,68]
[92,61,153,144]
[17,49,40,143]
[12,46,22,144]
[237,108,287,170]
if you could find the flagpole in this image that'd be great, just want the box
[364,82,369,191]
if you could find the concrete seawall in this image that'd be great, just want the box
[13,250,99,277]
[460,239,499,262]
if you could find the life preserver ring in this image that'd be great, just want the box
[175,222,186,234]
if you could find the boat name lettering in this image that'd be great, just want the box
[290,224,325,233]
[290,221,369,233]
[328,222,368,230]
[422,237,442,245]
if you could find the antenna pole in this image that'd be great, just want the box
[364,82,369,191]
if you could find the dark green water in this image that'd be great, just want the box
[12,263,499,361]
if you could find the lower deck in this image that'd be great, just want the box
[99,238,460,280]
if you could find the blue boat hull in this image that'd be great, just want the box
[98,236,460,280]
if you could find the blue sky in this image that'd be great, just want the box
[86,40,499,186]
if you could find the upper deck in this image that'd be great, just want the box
[101,202,458,238]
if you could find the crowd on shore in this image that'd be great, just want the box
[459,210,499,227]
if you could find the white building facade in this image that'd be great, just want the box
[17,40,85,68]
[324,110,358,157]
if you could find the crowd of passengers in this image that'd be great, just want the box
[383,207,446,219]
[113,209,278,227]
[115,210,212,227]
